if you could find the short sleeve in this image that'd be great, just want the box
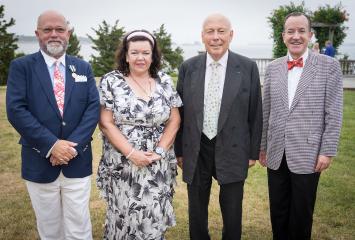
[158,72,183,108]
[98,73,114,111]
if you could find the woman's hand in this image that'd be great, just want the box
[128,150,160,167]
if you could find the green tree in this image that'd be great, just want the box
[268,2,309,58]
[153,24,184,74]
[67,31,82,58]
[0,5,18,85]
[312,3,349,53]
[88,20,125,77]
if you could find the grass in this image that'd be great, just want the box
[0,86,354,240]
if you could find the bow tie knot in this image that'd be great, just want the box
[287,58,303,70]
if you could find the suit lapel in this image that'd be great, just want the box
[289,52,316,113]
[279,57,289,110]
[34,52,62,118]
[217,52,242,132]
[190,54,206,132]
[63,56,74,116]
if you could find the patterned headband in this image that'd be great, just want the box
[126,31,155,46]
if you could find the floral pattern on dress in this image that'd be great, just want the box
[97,70,182,240]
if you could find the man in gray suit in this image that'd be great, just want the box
[259,12,343,240]
[175,13,262,239]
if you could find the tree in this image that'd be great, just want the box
[88,20,125,77]
[67,32,82,58]
[153,24,184,74]
[268,2,309,58]
[0,5,18,85]
[312,3,349,53]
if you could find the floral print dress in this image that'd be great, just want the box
[97,70,182,240]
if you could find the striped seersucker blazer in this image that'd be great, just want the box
[260,51,343,174]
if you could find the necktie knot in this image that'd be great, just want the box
[211,61,220,70]
[287,58,303,70]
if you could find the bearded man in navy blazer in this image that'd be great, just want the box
[260,12,343,240]
[6,10,99,239]
[175,13,262,239]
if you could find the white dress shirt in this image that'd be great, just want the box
[287,49,309,109]
[40,50,66,86]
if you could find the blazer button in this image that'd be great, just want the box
[62,121,66,126]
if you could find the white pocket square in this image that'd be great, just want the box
[72,73,87,82]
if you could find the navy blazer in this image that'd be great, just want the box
[6,51,100,183]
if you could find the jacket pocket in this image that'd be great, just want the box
[307,134,322,145]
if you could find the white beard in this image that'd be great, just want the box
[46,42,66,57]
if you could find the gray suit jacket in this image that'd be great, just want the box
[175,51,262,184]
[260,52,343,174]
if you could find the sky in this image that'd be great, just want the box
[1,0,354,46]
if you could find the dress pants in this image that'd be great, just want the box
[187,133,244,240]
[26,172,92,240]
[267,154,320,240]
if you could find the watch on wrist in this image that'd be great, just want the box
[155,146,166,158]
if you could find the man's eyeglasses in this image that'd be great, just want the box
[38,27,67,34]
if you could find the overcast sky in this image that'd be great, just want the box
[2,0,354,46]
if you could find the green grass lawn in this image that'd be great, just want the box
[0,86,354,240]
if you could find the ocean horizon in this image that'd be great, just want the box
[16,37,355,61]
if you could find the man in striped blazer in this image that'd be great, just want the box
[259,12,343,240]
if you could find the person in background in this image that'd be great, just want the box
[311,42,320,53]
[6,10,99,240]
[324,40,336,57]
[260,12,343,240]
[174,13,262,240]
[97,29,182,239]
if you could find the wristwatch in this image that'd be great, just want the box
[155,146,166,158]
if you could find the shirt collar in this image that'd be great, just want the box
[206,50,229,68]
[40,50,66,67]
[287,48,309,63]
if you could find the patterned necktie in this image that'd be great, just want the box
[203,61,221,139]
[53,61,65,116]
[287,57,303,70]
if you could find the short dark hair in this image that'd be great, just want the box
[115,29,161,78]
[283,12,311,32]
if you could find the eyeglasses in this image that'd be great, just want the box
[38,27,67,34]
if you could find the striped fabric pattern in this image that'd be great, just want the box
[260,52,343,174]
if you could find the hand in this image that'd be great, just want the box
[177,157,183,169]
[259,150,267,167]
[148,152,162,162]
[51,140,78,162]
[128,150,157,167]
[50,155,68,166]
[315,155,332,172]
[249,160,256,168]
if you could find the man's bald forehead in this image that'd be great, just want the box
[37,10,67,28]
[202,14,232,30]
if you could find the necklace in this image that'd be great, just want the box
[130,75,152,99]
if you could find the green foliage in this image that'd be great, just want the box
[312,3,348,52]
[67,32,82,59]
[153,24,184,74]
[268,2,308,58]
[0,5,18,85]
[88,20,125,77]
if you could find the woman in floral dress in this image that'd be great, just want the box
[97,29,182,240]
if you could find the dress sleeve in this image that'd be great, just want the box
[98,73,114,111]
[159,72,183,108]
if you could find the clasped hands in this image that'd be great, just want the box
[127,149,162,167]
[50,140,78,166]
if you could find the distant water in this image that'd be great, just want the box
[17,39,355,61]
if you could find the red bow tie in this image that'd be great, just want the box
[287,58,303,70]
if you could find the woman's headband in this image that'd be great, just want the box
[126,31,155,46]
